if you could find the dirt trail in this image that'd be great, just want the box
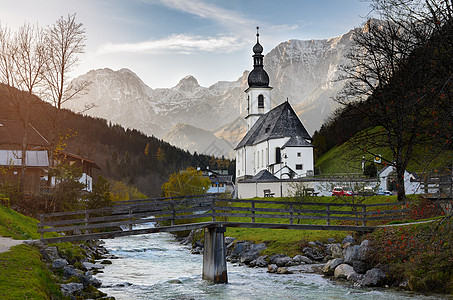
[0,237,23,253]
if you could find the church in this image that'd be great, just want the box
[235,30,314,183]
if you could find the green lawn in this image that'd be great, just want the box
[315,126,453,174]
[0,204,58,240]
[0,244,63,299]
[0,204,64,299]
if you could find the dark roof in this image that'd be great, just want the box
[56,151,101,170]
[248,67,270,88]
[251,169,279,181]
[235,101,312,149]
[0,119,49,147]
[209,175,233,184]
[282,136,313,148]
[248,32,270,88]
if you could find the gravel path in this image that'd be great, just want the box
[0,237,23,253]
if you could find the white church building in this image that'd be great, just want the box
[235,30,314,183]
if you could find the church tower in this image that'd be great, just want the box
[245,27,272,131]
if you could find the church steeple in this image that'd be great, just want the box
[248,27,269,88]
[245,27,272,131]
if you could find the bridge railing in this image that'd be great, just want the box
[38,195,410,240]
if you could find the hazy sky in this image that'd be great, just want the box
[0,0,373,88]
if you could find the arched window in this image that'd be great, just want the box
[258,94,264,108]
[275,147,281,164]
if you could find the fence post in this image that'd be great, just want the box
[289,203,293,225]
[171,203,175,226]
[212,197,216,222]
[84,210,89,234]
[326,204,330,226]
[39,214,44,239]
[362,205,367,226]
[251,201,255,223]
[128,207,133,230]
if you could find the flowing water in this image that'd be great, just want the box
[95,226,446,300]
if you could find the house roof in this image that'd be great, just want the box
[251,169,279,181]
[0,119,49,147]
[209,174,233,184]
[56,151,101,170]
[235,101,311,149]
[0,150,49,167]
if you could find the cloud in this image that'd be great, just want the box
[157,0,251,28]
[270,24,299,31]
[98,34,247,54]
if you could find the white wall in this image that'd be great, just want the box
[379,166,422,194]
[237,178,422,199]
[237,181,294,198]
[245,87,272,130]
[282,146,314,178]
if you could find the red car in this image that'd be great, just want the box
[332,187,353,196]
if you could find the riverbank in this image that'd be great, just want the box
[95,227,448,299]
[183,216,453,296]
[0,203,115,299]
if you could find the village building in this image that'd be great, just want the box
[235,30,314,183]
[0,119,100,194]
[52,151,101,193]
[0,119,50,194]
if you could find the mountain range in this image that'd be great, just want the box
[65,28,356,158]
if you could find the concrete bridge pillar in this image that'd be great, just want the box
[202,226,228,283]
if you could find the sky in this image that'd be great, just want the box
[0,0,374,88]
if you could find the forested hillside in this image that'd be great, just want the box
[0,85,234,197]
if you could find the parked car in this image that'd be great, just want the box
[358,186,375,196]
[332,186,353,196]
[377,190,392,196]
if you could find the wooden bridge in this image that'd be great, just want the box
[38,195,410,283]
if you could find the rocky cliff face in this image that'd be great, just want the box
[65,29,356,158]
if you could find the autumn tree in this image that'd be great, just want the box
[161,167,211,197]
[336,0,453,201]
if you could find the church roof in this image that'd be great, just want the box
[247,28,270,88]
[235,101,312,149]
[282,136,313,148]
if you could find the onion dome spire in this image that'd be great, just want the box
[248,26,270,88]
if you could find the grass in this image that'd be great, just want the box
[221,195,410,256]
[169,195,413,256]
[0,204,58,240]
[315,126,453,174]
[0,205,65,299]
[0,244,63,299]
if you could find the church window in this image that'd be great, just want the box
[258,94,264,108]
[296,164,303,170]
[257,152,259,168]
[261,150,264,167]
[275,147,281,164]
[297,152,301,157]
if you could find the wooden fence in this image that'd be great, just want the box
[38,196,410,243]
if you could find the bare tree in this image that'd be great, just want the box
[0,23,46,190]
[40,14,89,164]
[336,1,453,201]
